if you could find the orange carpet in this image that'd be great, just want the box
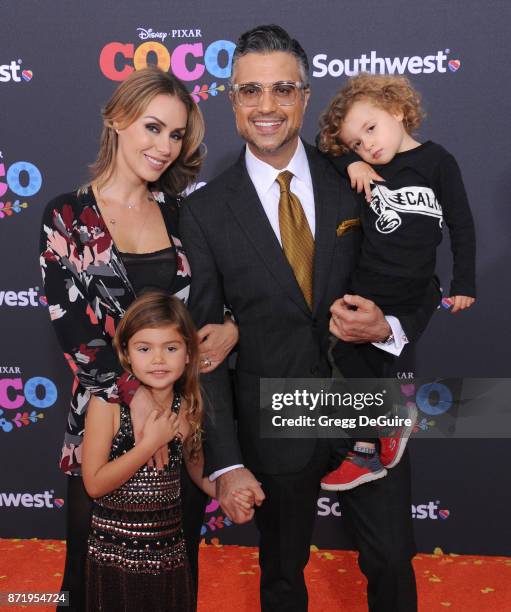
[0,539,510,611]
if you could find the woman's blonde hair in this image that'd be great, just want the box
[89,66,205,195]
[113,290,203,460]
[318,73,424,156]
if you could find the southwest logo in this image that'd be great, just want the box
[412,500,450,520]
[0,490,63,509]
[0,61,33,83]
[0,287,47,307]
[313,49,461,78]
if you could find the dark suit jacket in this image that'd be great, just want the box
[179,141,438,476]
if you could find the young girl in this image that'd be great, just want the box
[82,291,251,612]
[318,73,476,491]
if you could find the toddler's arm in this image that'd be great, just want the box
[437,153,476,305]
[346,161,385,202]
[322,150,384,202]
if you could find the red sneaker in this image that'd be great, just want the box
[320,452,387,491]
[380,404,418,468]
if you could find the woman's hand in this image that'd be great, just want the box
[347,161,385,202]
[198,318,239,373]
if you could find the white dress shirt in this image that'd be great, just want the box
[245,138,315,242]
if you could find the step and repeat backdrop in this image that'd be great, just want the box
[1,1,510,555]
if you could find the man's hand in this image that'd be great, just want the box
[330,294,390,343]
[198,319,239,373]
[216,467,265,524]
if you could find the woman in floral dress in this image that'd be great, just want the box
[40,67,238,611]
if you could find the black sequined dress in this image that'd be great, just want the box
[86,393,195,611]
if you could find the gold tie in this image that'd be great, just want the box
[277,170,314,309]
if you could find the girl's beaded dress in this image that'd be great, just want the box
[86,393,195,611]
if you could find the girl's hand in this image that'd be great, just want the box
[131,386,168,468]
[446,295,476,314]
[142,410,179,453]
[232,487,256,512]
[347,161,385,202]
[198,318,239,373]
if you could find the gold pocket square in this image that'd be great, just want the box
[336,218,361,236]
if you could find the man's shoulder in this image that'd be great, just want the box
[191,160,243,197]
[304,142,357,203]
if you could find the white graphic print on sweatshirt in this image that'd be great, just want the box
[370,183,443,234]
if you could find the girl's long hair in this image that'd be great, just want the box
[113,290,203,459]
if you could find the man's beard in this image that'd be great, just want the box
[239,125,300,157]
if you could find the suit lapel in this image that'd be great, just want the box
[306,144,339,316]
[225,154,311,315]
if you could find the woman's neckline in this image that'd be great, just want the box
[118,246,174,257]
[88,185,174,256]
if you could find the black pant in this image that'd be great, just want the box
[59,476,91,612]
[342,450,417,611]
[60,468,206,612]
[253,441,417,612]
[253,441,333,612]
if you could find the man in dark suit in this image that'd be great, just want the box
[180,24,438,612]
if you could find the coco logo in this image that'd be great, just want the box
[0,375,57,433]
[415,382,453,416]
[99,38,235,81]
[0,150,43,220]
[0,376,57,411]
[400,381,453,416]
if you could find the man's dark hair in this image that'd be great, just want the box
[231,24,310,86]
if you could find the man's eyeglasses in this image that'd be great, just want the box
[231,81,308,107]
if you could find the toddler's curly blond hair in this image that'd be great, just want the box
[318,73,424,156]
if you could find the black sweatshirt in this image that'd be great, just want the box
[328,141,476,311]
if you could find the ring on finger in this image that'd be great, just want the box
[202,356,212,368]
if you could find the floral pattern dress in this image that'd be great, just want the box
[39,187,191,475]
